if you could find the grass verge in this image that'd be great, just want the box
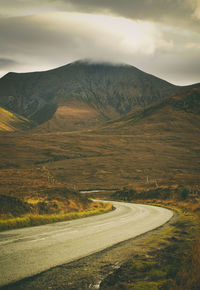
[100,199,200,290]
[0,201,113,232]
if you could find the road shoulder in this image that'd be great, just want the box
[0,206,178,290]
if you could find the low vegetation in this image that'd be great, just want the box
[102,185,200,289]
[0,170,113,231]
[0,85,199,288]
[112,184,199,202]
[0,201,113,231]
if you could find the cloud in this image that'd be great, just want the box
[0,58,18,68]
[0,2,199,85]
[0,0,57,17]
[55,0,200,31]
[0,57,19,77]
[0,12,174,66]
[1,0,200,31]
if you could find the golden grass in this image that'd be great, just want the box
[100,198,200,289]
[36,100,109,132]
[171,236,200,290]
[134,199,200,290]
[0,126,200,191]
[0,202,113,231]
[0,107,31,131]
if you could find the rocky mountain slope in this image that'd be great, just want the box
[100,86,200,134]
[0,60,194,131]
[0,106,31,131]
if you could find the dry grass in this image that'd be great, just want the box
[0,129,199,191]
[36,99,111,132]
[100,197,200,289]
[159,200,200,290]
[0,86,199,191]
[0,201,113,231]
[172,236,200,290]
[0,106,31,131]
[0,86,199,287]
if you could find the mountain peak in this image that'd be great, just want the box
[69,59,128,66]
[0,60,198,132]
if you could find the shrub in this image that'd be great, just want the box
[179,185,190,200]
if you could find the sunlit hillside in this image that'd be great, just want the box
[0,106,31,131]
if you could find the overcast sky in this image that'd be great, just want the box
[0,0,200,85]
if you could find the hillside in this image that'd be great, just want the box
[0,70,199,220]
[0,60,190,131]
[100,86,200,134]
[0,88,199,191]
[35,99,119,132]
[0,106,31,131]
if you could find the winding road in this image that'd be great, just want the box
[0,201,173,287]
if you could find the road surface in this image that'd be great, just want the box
[0,201,173,287]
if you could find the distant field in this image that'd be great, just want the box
[1,88,199,193]
[0,130,199,204]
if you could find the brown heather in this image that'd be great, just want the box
[0,83,199,287]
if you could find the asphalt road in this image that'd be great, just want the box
[0,201,173,287]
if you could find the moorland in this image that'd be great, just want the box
[0,61,200,289]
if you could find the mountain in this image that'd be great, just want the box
[0,106,31,131]
[0,87,199,191]
[0,60,194,132]
[99,86,200,134]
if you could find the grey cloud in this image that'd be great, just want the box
[0,0,57,16]
[0,7,199,85]
[1,0,200,31]
[0,58,18,68]
[136,50,200,85]
[57,0,200,31]
[0,16,77,60]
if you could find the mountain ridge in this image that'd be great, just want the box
[0,60,199,132]
[98,86,200,135]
